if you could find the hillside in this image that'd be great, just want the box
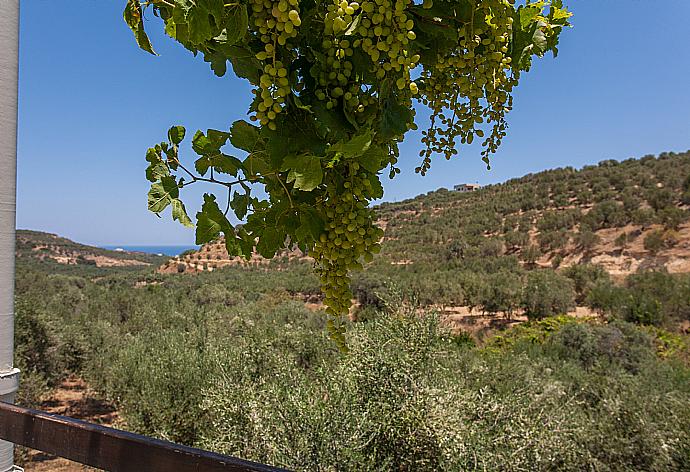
[377,150,690,274]
[162,151,690,276]
[16,230,168,273]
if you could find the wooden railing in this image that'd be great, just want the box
[0,402,289,472]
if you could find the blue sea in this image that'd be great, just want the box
[101,245,199,257]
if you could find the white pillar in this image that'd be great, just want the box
[0,2,21,471]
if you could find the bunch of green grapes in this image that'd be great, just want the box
[313,36,375,116]
[310,163,383,341]
[248,0,301,129]
[354,0,419,88]
[312,0,420,121]
[418,0,516,173]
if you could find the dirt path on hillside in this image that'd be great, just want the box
[21,377,119,472]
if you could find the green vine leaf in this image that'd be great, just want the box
[167,125,186,145]
[175,0,226,46]
[230,192,250,220]
[358,145,387,173]
[282,154,323,191]
[223,5,249,45]
[123,0,156,55]
[171,198,194,227]
[297,209,325,242]
[192,129,231,155]
[195,194,233,246]
[367,174,384,200]
[255,225,283,258]
[227,46,263,83]
[328,130,373,158]
[145,147,169,182]
[380,98,413,140]
[195,154,243,177]
[148,176,179,214]
[230,120,261,152]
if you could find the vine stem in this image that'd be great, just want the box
[276,175,294,208]
[144,0,175,8]
[224,186,232,216]
[171,154,253,189]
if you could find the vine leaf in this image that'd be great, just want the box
[230,120,261,152]
[227,46,262,83]
[178,0,226,46]
[146,161,170,183]
[297,209,325,242]
[123,0,156,55]
[224,5,249,45]
[192,129,231,155]
[191,128,241,175]
[145,147,169,182]
[368,174,384,199]
[195,154,243,176]
[243,153,271,178]
[230,192,250,220]
[195,194,238,254]
[282,154,323,191]
[256,225,283,258]
[310,100,354,140]
[380,98,413,140]
[148,176,179,213]
[171,199,194,227]
[519,3,543,28]
[358,145,387,173]
[328,130,373,158]
[167,125,186,145]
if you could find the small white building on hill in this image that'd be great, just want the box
[454,183,482,193]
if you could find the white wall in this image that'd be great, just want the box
[0,2,20,471]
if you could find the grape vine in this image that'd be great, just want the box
[125,0,571,349]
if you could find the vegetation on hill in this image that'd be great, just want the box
[377,151,690,268]
[15,229,168,276]
[347,151,690,329]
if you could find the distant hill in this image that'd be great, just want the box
[16,230,168,273]
[376,150,690,276]
[162,151,690,278]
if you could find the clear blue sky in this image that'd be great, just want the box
[16,1,690,246]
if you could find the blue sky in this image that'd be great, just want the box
[16,1,690,245]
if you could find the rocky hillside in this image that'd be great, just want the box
[157,240,307,274]
[16,230,167,269]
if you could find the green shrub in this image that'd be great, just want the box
[14,299,68,406]
[644,228,676,253]
[199,314,690,471]
[480,270,522,316]
[522,270,575,320]
[102,329,212,445]
[564,263,610,304]
[548,321,655,373]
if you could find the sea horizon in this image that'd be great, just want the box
[101,245,198,257]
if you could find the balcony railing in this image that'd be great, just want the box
[0,401,289,472]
